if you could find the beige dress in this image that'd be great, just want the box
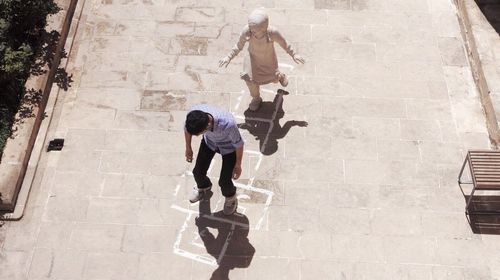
[226,25,296,85]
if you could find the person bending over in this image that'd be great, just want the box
[184,104,244,215]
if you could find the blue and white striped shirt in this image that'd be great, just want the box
[189,104,244,155]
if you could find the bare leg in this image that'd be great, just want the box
[245,80,262,111]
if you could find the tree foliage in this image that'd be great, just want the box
[0,0,62,157]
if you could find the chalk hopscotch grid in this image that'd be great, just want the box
[171,63,294,266]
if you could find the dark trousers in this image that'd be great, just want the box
[193,139,237,198]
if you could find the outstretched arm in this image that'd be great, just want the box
[276,120,308,139]
[219,27,249,68]
[272,29,305,64]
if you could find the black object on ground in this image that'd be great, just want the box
[47,139,64,151]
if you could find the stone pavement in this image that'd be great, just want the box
[1,0,500,279]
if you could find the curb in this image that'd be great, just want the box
[455,0,500,148]
[0,0,82,220]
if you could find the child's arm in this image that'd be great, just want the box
[219,26,249,67]
[233,145,244,179]
[184,129,193,162]
[271,28,305,64]
[228,123,244,179]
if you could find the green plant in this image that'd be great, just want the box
[0,0,69,159]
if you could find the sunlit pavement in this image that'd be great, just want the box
[1,0,499,279]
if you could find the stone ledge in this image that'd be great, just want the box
[455,0,500,148]
[0,0,79,213]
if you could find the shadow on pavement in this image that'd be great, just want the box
[465,195,500,234]
[238,89,308,156]
[475,0,500,34]
[196,193,255,280]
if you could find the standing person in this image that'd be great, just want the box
[219,8,305,111]
[184,104,244,215]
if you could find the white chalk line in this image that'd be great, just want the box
[171,177,272,264]
[233,90,245,111]
[171,205,251,228]
[173,210,218,266]
[235,93,284,156]
[173,170,190,196]
[173,76,291,266]
[171,204,249,266]
[171,150,271,265]
[218,223,236,264]
[174,248,217,266]
[174,160,215,197]
[173,115,274,266]
[234,182,273,230]
[260,93,283,154]
[235,116,273,123]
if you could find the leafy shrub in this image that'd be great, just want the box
[0,0,62,158]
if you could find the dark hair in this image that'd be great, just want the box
[185,110,209,135]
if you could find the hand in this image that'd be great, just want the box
[219,56,231,68]
[295,121,308,127]
[185,148,193,162]
[232,165,242,179]
[292,54,305,64]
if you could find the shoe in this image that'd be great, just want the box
[223,195,238,215]
[248,96,262,111]
[189,186,212,203]
[278,73,288,87]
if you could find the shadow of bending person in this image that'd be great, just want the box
[196,193,255,280]
[238,89,308,155]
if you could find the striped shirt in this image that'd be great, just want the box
[189,104,244,155]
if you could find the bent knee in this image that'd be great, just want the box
[218,178,233,188]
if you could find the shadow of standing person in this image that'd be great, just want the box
[238,89,308,155]
[196,193,255,280]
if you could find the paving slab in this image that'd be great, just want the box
[1,0,500,279]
